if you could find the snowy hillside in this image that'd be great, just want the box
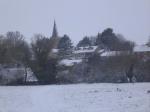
[0,83,150,112]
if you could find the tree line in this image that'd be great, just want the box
[0,28,150,85]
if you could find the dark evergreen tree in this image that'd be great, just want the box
[100,28,119,50]
[95,33,102,45]
[95,33,106,49]
[96,28,134,51]
[77,36,92,47]
[58,34,73,59]
[89,36,97,46]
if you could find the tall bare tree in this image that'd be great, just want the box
[31,34,57,84]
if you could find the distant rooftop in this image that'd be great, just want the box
[134,45,150,52]
[73,46,98,54]
[59,59,82,66]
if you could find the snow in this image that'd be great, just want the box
[59,59,82,66]
[4,68,37,82]
[100,51,131,57]
[0,67,37,84]
[101,51,118,57]
[0,83,150,112]
[134,45,150,52]
[26,68,38,82]
[74,46,98,54]
[52,49,59,53]
[97,49,105,54]
[101,51,123,57]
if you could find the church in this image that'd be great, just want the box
[50,20,60,49]
[50,21,99,60]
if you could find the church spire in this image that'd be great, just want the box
[52,20,58,38]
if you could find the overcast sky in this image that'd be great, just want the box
[0,0,150,44]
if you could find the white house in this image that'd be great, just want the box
[134,45,150,61]
[73,46,98,59]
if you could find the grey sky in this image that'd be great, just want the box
[0,0,150,44]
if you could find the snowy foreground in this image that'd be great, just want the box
[0,83,150,112]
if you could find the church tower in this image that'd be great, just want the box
[51,20,58,38]
[50,20,59,49]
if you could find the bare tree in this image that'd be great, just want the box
[0,31,30,65]
[31,34,57,84]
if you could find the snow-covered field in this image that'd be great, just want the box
[0,83,150,112]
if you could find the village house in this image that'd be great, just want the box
[134,45,150,61]
[73,46,98,59]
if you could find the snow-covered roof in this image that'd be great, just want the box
[100,51,118,57]
[74,46,98,54]
[100,51,130,57]
[97,49,105,54]
[52,49,59,53]
[59,59,82,66]
[134,45,150,52]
